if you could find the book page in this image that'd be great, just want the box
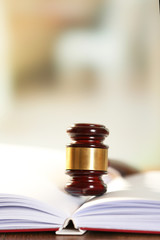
[73,171,160,232]
[0,144,86,228]
[75,171,160,210]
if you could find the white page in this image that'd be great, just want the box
[75,171,160,211]
[0,144,86,229]
[73,171,160,231]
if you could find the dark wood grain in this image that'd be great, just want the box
[1,231,160,240]
[0,233,5,240]
[109,159,140,177]
[4,232,54,240]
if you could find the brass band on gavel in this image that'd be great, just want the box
[66,147,108,171]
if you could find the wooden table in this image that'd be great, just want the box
[0,231,160,240]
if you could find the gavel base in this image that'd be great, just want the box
[65,170,107,196]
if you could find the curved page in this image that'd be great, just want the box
[0,144,85,230]
[73,171,160,232]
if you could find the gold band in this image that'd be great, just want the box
[66,147,108,171]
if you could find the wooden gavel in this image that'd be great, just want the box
[65,123,109,196]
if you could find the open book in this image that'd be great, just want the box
[0,144,160,235]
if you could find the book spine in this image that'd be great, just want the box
[0,228,59,233]
[56,218,86,235]
[81,228,160,234]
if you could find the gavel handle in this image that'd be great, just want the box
[109,159,140,177]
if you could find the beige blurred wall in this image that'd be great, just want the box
[0,0,12,118]
[9,0,102,81]
[0,0,159,170]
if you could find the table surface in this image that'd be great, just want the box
[0,231,160,240]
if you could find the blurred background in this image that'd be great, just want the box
[0,0,159,170]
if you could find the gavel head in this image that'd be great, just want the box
[65,123,109,196]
